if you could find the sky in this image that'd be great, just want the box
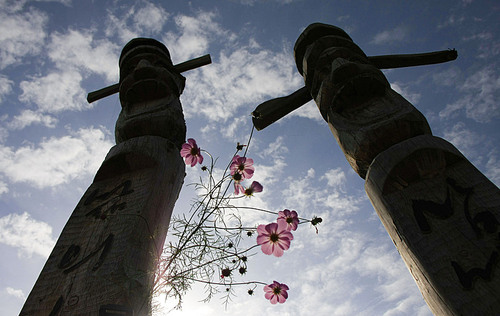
[0,0,499,315]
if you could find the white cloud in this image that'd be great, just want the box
[462,32,493,42]
[7,110,57,129]
[283,167,362,219]
[321,167,346,189]
[164,11,231,60]
[287,100,323,122]
[442,122,486,164]
[437,14,465,29]
[236,0,296,5]
[160,10,302,131]
[432,67,462,87]
[184,44,302,123]
[0,212,55,258]
[485,150,500,187]
[0,8,47,69]
[371,26,408,45]
[132,2,170,34]
[5,287,25,300]
[0,75,13,103]
[283,228,429,316]
[440,67,500,122]
[0,179,8,195]
[0,119,7,142]
[0,0,71,12]
[391,82,421,104]
[14,29,119,129]
[19,70,88,113]
[0,127,113,188]
[105,1,170,43]
[259,135,288,160]
[48,29,119,82]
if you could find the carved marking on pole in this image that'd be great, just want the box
[84,179,134,219]
[49,296,64,316]
[58,244,80,269]
[410,175,500,290]
[61,234,115,274]
[21,37,198,315]
[84,179,134,206]
[451,251,499,290]
[412,187,454,233]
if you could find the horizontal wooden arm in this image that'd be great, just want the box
[87,54,211,103]
[252,49,457,130]
[252,86,311,131]
[369,49,457,69]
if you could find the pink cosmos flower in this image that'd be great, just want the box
[264,281,289,304]
[234,182,244,195]
[243,181,263,197]
[256,219,293,257]
[230,155,255,179]
[180,138,203,167]
[277,209,299,231]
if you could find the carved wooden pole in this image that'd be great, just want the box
[294,23,500,315]
[21,38,209,315]
[253,23,499,315]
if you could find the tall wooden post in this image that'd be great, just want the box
[292,23,500,315]
[21,38,190,315]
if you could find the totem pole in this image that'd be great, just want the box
[21,39,210,315]
[253,23,500,315]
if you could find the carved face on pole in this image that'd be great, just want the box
[115,38,186,147]
[295,23,431,178]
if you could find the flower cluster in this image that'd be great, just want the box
[255,210,299,303]
[230,155,263,197]
[256,209,299,257]
[168,138,321,307]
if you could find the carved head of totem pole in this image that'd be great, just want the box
[294,23,432,178]
[116,38,187,148]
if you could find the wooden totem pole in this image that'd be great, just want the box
[21,39,210,315]
[253,23,500,315]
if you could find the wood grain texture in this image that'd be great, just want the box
[295,23,432,178]
[295,23,498,315]
[365,135,500,315]
[22,38,188,316]
[21,136,185,315]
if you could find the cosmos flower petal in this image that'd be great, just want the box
[278,294,287,303]
[256,235,269,245]
[265,222,278,234]
[180,138,203,167]
[187,138,196,146]
[276,218,288,232]
[276,237,291,250]
[261,243,274,255]
[272,245,284,257]
[257,224,268,235]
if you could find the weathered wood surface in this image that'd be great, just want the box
[21,38,188,315]
[366,135,500,315]
[20,136,185,315]
[294,23,500,315]
[251,49,457,131]
[87,54,211,103]
[294,23,432,179]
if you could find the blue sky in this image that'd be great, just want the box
[0,0,499,315]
